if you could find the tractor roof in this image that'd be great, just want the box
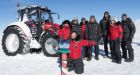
[17,5,51,12]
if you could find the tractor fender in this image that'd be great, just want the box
[39,31,46,42]
[5,21,33,39]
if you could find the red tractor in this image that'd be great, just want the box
[2,5,60,57]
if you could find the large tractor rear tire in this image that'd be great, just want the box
[2,26,27,56]
[41,32,59,57]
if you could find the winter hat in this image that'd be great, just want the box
[62,20,71,25]
[122,14,127,17]
[104,11,109,15]
[90,15,97,23]
[122,13,127,19]
[61,20,71,29]
[103,11,110,20]
[73,17,78,21]
[110,17,118,22]
[81,17,86,21]
[90,15,95,19]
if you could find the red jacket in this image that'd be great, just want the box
[69,40,95,59]
[108,24,123,40]
[58,27,70,40]
[81,24,86,39]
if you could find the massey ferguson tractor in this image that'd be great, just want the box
[2,5,60,57]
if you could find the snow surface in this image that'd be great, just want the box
[0,20,140,75]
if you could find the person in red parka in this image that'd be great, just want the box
[58,20,71,57]
[68,31,96,74]
[80,18,88,58]
[80,18,88,39]
[58,20,71,40]
[108,17,123,64]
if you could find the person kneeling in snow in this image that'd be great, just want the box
[68,31,96,74]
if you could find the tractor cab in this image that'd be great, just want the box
[17,5,54,24]
[17,5,59,40]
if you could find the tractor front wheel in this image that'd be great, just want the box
[41,33,59,57]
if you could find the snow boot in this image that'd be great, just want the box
[87,57,92,61]
[68,65,74,72]
[95,57,99,60]
[112,59,117,63]
[125,59,133,62]
[116,61,122,64]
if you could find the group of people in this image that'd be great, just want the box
[58,11,136,74]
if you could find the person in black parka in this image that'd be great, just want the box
[71,17,82,39]
[99,11,111,58]
[86,16,101,61]
[121,14,136,62]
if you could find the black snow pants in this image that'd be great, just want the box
[87,43,99,58]
[103,36,109,57]
[110,39,121,62]
[121,39,134,61]
[68,58,84,74]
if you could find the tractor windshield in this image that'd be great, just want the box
[41,12,53,24]
[18,6,55,25]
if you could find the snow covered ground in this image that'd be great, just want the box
[0,20,140,75]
